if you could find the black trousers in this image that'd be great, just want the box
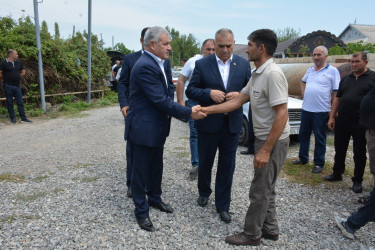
[333,116,367,182]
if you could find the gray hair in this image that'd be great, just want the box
[314,46,328,55]
[215,28,234,41]
[143,26,170,48]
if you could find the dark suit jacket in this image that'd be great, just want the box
[118,50,174,109]
[186,54,251,134]
[125,52,191,147]
[118,50,142,109]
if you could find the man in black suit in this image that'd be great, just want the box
[186,28,251,223]
[118,27,149,198]
[126,26,205,231]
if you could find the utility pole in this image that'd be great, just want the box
[33,0,46,112]
[87,0,92,103]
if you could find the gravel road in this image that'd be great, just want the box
[0,105,374,249]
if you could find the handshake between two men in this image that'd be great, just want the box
[189,90,241,120]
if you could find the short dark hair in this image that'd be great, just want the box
[141,27,150,39]
[247,29,278,56]
[7,49,15,57]
[202,39,214,48]
[352,51,367,61]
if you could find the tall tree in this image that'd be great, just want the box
[54,22,60,40]
[165,26,200,67]
[113,42,132,55]
[274,27,301,42]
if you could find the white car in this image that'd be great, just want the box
[184,84,302,146]
[172,70,182,86]
[240,97,302,146]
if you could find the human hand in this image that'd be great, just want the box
[254,149,270,169]
[327,117,335,131]
[210,90,226,103]
[225,91,239,101]
[191,105,207,120]
[121,106,129,118]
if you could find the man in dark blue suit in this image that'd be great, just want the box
[118,27,173,198]
[186,28,251,223]
[126,26,205,232]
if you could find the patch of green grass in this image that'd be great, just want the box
[177,151,190,158]
[326,137,334,146]
[74,163,91,169]
[32,175,49,183]
[0,90,119,123]
[174,146,185,150]
[71,177,80,181]
[52,187,64,193]
[0,173,25,183]
[17,191,48,202]
[81,176,100,182]
[0,215,16,225]
[281,158,358,186]
[281,161,330,186]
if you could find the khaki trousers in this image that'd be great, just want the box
[244,137,289,239]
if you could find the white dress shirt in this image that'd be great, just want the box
[215,54,233,89]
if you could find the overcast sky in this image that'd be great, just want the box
[1,0,374,51]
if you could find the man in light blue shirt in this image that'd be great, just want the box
[292,46,340,173]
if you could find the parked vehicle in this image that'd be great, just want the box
[240,97,303,146]
[172,70,181,86]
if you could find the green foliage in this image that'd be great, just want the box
[113,42,132,55]
[165,26,200,67]
[0,15,111,101]
[274,27,301,43]
[54,22,60,40]
[299,44,309,56]
[329,41,375,55]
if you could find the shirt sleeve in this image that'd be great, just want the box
[332,67,340,91]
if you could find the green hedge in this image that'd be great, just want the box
[0,16,110,101]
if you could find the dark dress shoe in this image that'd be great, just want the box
[197,196,208,207]
[136,217,155,232]
[225,232,260,246]
[218,211,231,223]
[352,182,363,193]
[261,231,279,241]
[149,201,173,213]
[127,188,132,198]
[324,173,343,181]
[311,165,323,173]
[240,150,254,155]
[291,159,307,165]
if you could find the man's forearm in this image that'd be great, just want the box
[203,93,249,115]
[329,96,340,119]
[176,75,188,105]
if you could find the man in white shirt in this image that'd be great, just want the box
[176,39,215,180]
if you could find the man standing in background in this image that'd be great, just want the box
[325,52,375,193]
[292,46,340,173]
[0,49,32,124]
[176,38,215,180]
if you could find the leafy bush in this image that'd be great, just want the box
[0,16,110,101]
[329,41,375,55]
